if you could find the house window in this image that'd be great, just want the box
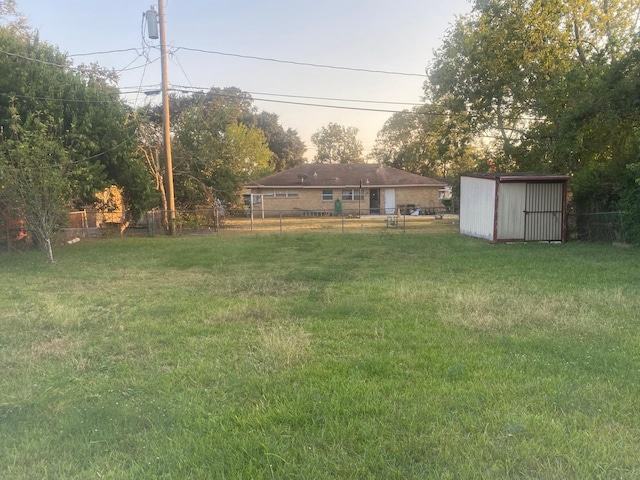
[265,190,298,199]
[342,189,364,201]
[322,189,333,201]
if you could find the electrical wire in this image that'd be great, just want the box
[0,92,120,105]
[84,140,129,161]
[1,140,131,173]
[0,48,68,69]
[243,97,418,114]
[68,48,140,57]
[166,85,424,106]
[133,56,150,109]
[173,46,427,77]
[113,51,146,75]
[127,87,429,115]
[116,57,161,73]
[66,46,427,78]
[170,51,193,88]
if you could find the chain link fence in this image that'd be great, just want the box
[4,207,634,256]
[570,211,629,243]
[141,207,457,237]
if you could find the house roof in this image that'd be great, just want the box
[247,163,447,189]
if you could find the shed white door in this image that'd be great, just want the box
[384,188,396,214]
[459,176,497,240]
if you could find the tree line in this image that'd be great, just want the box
[369,0,640,241]
[0,2,306,261]
[2,0,640,262]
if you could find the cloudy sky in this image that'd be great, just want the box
[17,0,472,159]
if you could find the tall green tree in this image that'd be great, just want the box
[428,0,640,174]
[0,23,156,220]
[311,123,364,164]
[171,89,272,207]
[0,125,72,263]
[0,0,28,35]
[155,87,304,210]
[371,105,478,178]
[251,111,306,171]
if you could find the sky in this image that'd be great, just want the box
[16,0,473,160]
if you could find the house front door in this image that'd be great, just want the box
[384,188,396,214]
[370,189,380,214]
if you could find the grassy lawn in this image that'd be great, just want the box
[1,231,639,479]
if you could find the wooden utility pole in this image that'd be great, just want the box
[157,0,176,234]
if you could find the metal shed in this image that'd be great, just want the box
[459,174,569,243]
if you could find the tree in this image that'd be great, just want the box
[311,123,364,164]
[425,0,640,237]
[427,0,640,174]
[0,0,29,35]
[172,90,272,207]
[136,112,168,228]
[0,24,156,219]
[0,20,157,259]
[251,112,306,171]
[371,105,478,178]
[139,87,305,217]
[1,129,71,263]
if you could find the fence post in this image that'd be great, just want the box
[280,212,283,235]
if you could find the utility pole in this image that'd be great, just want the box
[158,1,176,234]
[148,2,176,234]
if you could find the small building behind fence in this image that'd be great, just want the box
[460,173,569,243]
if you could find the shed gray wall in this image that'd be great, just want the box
[496,183,526,240]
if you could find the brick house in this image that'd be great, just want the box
[246,164,447,216]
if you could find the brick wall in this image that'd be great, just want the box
[252,186,442,216]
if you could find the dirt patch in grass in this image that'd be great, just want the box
[252,323,312,371]
[30,336,76,359]
[439,285,638,334]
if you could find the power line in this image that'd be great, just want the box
[0,92,120,104]
[68,45,427,77]
[0,48,68,69]
[118,86,448,115]
[173,46,427,77]
[127,87,424,114]
[0,46,157,77]
[84,140,130,161]
[242,97,417,114]
[167,85,424,106]
[116,57,161,73]
[120,84,425,109]
[169,51,194,88]
[68,48,141,57]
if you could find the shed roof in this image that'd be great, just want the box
[463,173,569,182]
[247,163,447,188]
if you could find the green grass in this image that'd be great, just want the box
[1,233,639,479]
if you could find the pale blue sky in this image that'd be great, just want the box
[16,0,472,158]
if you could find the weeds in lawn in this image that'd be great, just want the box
[1,234,639,479]
[254,323,312,370]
